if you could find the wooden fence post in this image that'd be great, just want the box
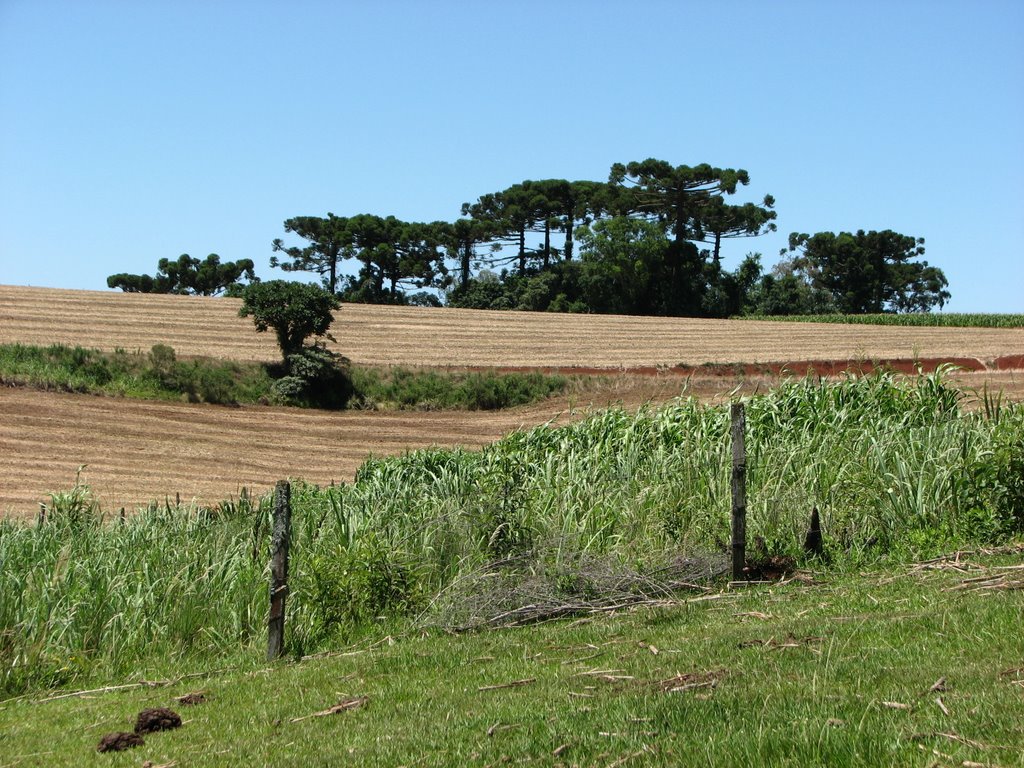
[267,480,291,661]
[730,403,747,581]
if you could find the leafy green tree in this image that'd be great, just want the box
[271,213,353,294]
[576,217,669,314]
[534,179,609,262]
[700,252,765,317]
[239,280,340,364]
[745,257,836,316]
[446,269,516,310]
[463,184,544,274]
[784,230,950,313]
[107,254,256,296]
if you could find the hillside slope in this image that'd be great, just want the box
[2,285,1022,515]
[3,285,1021,368]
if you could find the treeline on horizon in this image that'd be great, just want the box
[108,158,952,318]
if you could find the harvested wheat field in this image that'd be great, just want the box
[1,284,1022,516]
[3,284,1022,368]
[0,388,552,515]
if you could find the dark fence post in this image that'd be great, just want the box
[267,480,292,661]
[731,403,747,581]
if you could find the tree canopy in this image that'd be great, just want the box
[607,159,777,315]
[107,254,256,296]
[784,230,950,313]
[238,280,340,363]
[270,213,353,295]
[262,158,949,318]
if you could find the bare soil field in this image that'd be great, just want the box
[1,285,1022,516]
[0,374,729,515]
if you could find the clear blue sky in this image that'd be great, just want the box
[1,0,1022,311]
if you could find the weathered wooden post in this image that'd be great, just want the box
[267,480,292,661]
[730,403,747,581]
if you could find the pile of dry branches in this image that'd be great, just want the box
[420,550,729,631]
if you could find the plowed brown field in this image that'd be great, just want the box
[3,285,1022,367]
[1,285,1022,516]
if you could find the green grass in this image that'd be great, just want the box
[1,555,1022,766]
[744,313,1024,328]
[349,366,570,411]
[0,343,570,411]
[0,343,275,405]
[2,370,1021,700]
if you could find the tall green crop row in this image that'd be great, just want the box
[0,496,270,694]
[747,312,1024,328]
[1,371,1021,696]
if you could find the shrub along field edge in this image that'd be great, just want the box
[0,342,571,411]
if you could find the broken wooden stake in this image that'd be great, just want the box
[804,506,823,557]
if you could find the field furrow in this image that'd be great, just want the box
[0,388,554,515]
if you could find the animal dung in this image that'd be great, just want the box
[134,707,182,734]
[96,731,145,752]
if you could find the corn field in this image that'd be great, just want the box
[752,313,1024,328]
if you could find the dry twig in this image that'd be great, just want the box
[289,696,369,723]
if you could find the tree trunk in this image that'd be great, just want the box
[328,245,338,294]
[564,214,574,261]
[461,241,471,287]
[518,227,527,275]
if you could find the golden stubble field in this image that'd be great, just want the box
[4,285,1022,367]
[1,285,1022,516]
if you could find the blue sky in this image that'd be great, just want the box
[1,0,1021,311]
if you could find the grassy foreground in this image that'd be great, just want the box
[2,371,1023,700]
[1,552,1022,767]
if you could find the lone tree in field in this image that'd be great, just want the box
[239,280,340,364]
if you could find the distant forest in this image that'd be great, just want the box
[109,158,951,317]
